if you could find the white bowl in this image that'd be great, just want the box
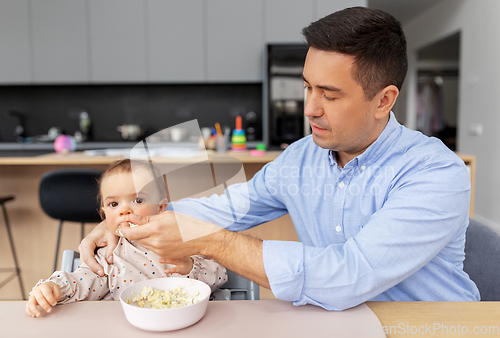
[119,277,211,332]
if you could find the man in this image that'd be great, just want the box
[80,7,479,310]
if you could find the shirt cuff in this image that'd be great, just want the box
[263,240,304,302]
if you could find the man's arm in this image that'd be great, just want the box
[119,211,270,288]
[196,228,270,288]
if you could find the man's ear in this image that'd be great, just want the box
[374,85,399,120]
[158,199,168,213]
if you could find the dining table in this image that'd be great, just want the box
[1,299,499,338]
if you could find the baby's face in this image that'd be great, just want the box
[101,171,166,233]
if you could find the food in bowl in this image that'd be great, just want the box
[125,285,201,309]
[119,277,211,332]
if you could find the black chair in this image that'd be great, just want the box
[464,218,500,301]
[0,195,25,299]
[39,169,104,271]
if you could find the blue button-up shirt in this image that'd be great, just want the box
[170,112,480,310]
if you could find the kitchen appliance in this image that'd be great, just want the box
[117,125,144,141]
[263,43,310,148]
[5,111,25,142]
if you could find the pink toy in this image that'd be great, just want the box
[54,135,76,154]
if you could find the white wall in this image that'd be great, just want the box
[402,0,500,231]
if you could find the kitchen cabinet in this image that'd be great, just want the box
[206,0,262,82]
[31,0,89,83]
[88,0,147,82]
[0,0,31,83]
[147,0,204,82]
[315,0,366,20]
[264,0,314,43]
[0,0,368,84]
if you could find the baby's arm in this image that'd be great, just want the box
[188,256,228,292]
[26,281,60,318]
[163,257,194,275]
[53,265,110,304]
[26,254,112,317]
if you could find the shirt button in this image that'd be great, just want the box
[335,225,342,232]
[339,181,344,188]
[361,165,366,171]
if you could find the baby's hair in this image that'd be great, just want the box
[97,158,167,219]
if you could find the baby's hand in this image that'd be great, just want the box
[162,257,194,276]
[26,282,61,318]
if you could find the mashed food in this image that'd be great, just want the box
[126,285,201,309]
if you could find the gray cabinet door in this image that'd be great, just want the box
[31,0,89,83]
[206,0,262,82]
[264,0,314,43]
[0,0,31,83]
[147,0,204,82]
[89,0,147,82]
[315,0,367,20]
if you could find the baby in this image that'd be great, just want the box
[26,159,227,318]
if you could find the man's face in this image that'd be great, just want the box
[303,47,383,162]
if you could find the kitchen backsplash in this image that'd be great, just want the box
[0,83,262,143]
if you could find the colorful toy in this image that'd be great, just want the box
[231,116,246,151]
[54,135,76,154]
[250,143,266,156]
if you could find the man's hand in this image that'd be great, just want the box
[119,210,222,258]
[26,282,60,318]
[78,220,118,276]
[120,210,271,288]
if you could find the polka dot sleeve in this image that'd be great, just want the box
[45,268,110,304]
[185,255,227,293]
[36,254,112,304]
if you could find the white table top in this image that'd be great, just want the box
[1,300,385,337]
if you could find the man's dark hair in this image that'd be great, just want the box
[302,6,407,100]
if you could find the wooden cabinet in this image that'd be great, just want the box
[458,153,476,217]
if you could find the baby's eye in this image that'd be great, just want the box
[108,202,118,208]
[134,198,144,204]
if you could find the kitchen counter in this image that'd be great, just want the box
[0,149,282,165]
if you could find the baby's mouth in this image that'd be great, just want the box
[116,221,140,237]
[127,221,139,228]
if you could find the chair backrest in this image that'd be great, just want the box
[39,169,104,223]
[463,218,500,301]
[61,249,80,273]
[212,269,259,300]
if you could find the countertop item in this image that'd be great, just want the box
[119,278,211,332]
